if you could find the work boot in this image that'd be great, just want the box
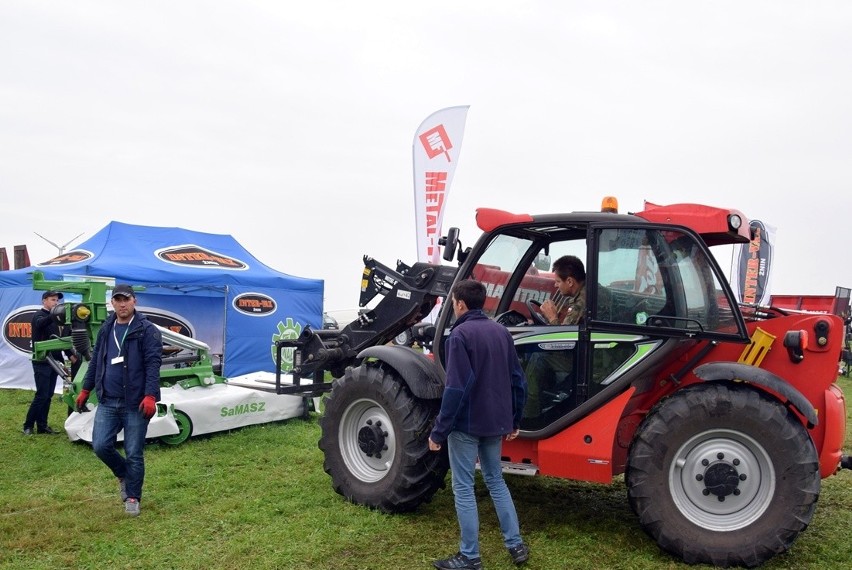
[124,498,140,517]
[433,552,482,569]
[508,543,530,565]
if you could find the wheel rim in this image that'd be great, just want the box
[338,397,397,482]
[394,331,410,345]
[669,428,775,531]
[160,410,191,445]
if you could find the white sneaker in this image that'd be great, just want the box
[124,498,140,516]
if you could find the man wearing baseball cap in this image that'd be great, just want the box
[23,290,68,435]
[75,284,162,516]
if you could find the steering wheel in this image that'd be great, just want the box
[495,310,528,327]
[526,300,550,326]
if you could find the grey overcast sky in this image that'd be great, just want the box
[2,1,851,311]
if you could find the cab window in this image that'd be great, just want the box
[594,227,739,334]
[469,233,586,320]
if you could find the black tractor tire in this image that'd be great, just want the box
[319,362,448,513]
[626,383,820,568]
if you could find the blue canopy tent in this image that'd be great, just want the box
[0,221,323,390]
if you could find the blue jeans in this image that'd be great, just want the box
[92,397,149,501]
[448,431,523,559]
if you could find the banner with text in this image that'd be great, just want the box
[730,220,777,306]
[412,106,469,264]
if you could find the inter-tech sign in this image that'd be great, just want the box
[3,308,36,354]
[2,308,194,355]
[156,245,248,270]
[36,249,94,267]
[232,293,277,316]
[144,310,195,338]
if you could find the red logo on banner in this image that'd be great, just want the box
[419,125,453,162]
[424,172,447,258]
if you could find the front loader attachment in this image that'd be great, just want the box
[271,255,457,396]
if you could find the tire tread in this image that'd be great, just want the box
[626,383,820,568]
[319,363,448,513]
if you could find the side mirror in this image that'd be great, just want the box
[440,227,460,262]
[534,251,551,271]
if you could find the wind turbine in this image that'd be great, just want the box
[34,232,84,256]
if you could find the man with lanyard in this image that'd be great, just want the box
[76,284,162,516]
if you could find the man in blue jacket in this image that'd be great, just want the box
[75,284,162,517]
[429,279,529,569]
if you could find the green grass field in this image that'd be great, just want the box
[1,378,850,570]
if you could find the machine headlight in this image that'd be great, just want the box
[729,214,742,230]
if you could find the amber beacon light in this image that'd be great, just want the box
[601,196,619,213]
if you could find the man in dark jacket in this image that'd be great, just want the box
[76,284,162,517]
[23,290,70,435]
[429,279,529,569]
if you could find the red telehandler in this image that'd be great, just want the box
[271,198,849,567]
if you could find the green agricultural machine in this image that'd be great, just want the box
[29,271,306,445]
[29,271,225,418]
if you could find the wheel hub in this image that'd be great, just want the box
[338,398,398,483]
[698,454,747,500]
[670,429,774,531]
[357,419,388,458]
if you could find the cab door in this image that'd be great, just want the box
[585,223,748,340]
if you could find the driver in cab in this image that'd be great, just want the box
[540,255,586,326]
